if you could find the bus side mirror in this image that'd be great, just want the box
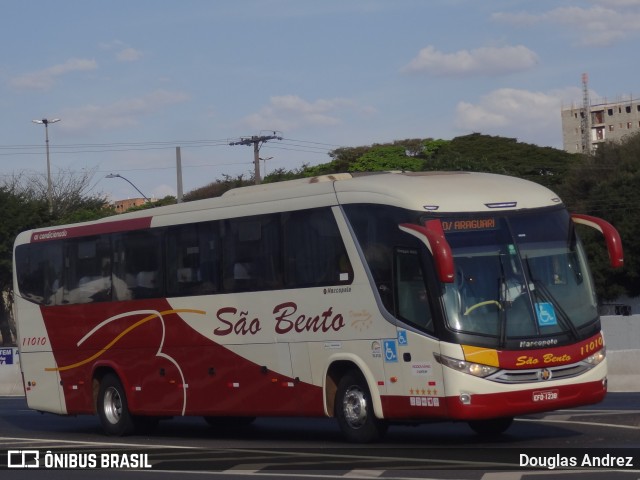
[571,213,624,269]
[399,220,455,283]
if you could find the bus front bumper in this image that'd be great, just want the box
[444,379,607,420]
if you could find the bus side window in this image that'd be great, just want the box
[395,248,434,333]
[113,230,163,300]
[15,242,63,306]
[166,222,220,297]
[61,236,112,304]
[283,208,352,288]
[223,214,282,292]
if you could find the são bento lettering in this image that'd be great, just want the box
[214,301,345,336]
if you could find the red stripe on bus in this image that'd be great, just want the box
[30,217,153,242]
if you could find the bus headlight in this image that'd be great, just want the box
[434,353,499,378]
[584,347,606,366]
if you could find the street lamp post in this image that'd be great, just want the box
[106,173,150,202]
[32,118,60,214]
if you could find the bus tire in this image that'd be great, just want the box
[97,373,135,436]
[468,416,513,436]
[335,370,387,443]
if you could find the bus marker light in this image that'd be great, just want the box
[271,378,278,383]
[377,381,385,386]
[460,393,471,405]
[390,376,398,383]
[228,382,240,388]
[484,201,517,209]
[282,382,295,387]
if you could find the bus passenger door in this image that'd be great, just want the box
[387,247,446,416]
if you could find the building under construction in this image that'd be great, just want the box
[561,93,640,153]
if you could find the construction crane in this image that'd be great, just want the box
[581,73,591,154]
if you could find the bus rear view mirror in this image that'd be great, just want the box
[572,213,624,269]
[399,220,455,283]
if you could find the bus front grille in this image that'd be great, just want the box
[488,362,592,384]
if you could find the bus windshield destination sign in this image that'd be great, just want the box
[441,218,497,233]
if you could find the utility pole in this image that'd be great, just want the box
[230,132,282,184]
[176,146,184,203]
[32,117,61,214]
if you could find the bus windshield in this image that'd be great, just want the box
[439,209,598,342]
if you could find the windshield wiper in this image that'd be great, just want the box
[524,258,579,340]
[497,257,508,347]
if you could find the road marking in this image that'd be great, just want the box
[344,469,384,478]
[0,435,204,449]
[481,472,582,480]
[517,417,640,430]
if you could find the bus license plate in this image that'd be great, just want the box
[532,389,559,402]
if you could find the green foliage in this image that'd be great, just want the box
[183,174,253,201]
[125,196,177,212]
[0,187,49,291]
[347,145,426,172]
[425,133,580,190]
[561,133,640,299]
[51,197,116,225]
[422,138,450,158]
[263,166,308,183]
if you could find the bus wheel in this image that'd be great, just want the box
[335,370,387,443]
[97,373,135,436]
[468,417,513,436]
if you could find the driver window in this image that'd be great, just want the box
[395,248,433,333]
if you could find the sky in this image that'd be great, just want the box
[2,0,640,202]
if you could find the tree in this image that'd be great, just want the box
[183,174,253,201]
[424,133,580,189]
[17,166,109,220]
[347,145,425,172]
[0,185,48,293]
[0,168,112,344]
[263,166,308,183]
[561,133,640,299]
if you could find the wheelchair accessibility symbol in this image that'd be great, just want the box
[383,340,398,363]
[535,302,558,327]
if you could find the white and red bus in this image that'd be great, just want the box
[13,172,623,442]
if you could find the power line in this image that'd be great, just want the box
[0,137,337,158]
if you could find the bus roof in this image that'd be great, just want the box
[17,172,562,243]
[334,171,562,212]
[222,171,561,212]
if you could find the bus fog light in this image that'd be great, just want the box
[460,393,471,405]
